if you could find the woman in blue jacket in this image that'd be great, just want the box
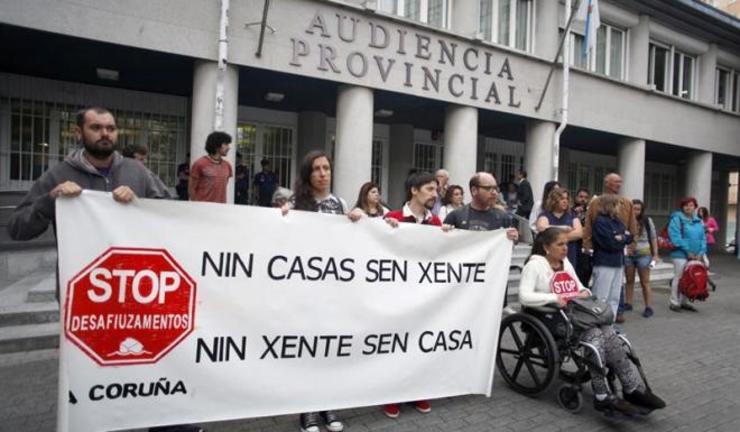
[591,194,632,319]
[668,196,707,312]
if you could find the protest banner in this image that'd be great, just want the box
[56,191,512,431]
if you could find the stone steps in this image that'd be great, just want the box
[0,322,59,354]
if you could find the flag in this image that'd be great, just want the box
[576,0,600,62]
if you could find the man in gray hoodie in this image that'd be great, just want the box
[7,106,171,241]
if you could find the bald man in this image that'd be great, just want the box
[582,173,638,252]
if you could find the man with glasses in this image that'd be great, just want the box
[442,172,518,240]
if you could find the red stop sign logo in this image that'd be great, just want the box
[549,271,579,299]
[64,247,197,366]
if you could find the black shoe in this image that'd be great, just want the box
[624,389,666,411]
[669,304,682,312]
[680,303,697,312]
[320,410,344,432]
[594,396,642,416]
[300,412,320,432]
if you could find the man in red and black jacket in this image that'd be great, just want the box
[384,172,442,228]
[380,172,439,419]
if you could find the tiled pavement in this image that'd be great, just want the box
[1,255,739,432]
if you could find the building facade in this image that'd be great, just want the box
[1,0,739,243]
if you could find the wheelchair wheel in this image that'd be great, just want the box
[496,313,560,395]
[557,384,583,413]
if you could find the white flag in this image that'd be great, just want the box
[576,0,600,61]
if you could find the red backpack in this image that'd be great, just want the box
[678,261,710,302]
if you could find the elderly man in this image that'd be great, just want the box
[582,173,638,324]
[431,168,449,216]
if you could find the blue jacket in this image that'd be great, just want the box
[668,210,707,259]
[593,214,630,267]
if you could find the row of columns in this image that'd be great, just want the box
[186,58,717,210]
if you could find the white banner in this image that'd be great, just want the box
[56,191,512,431]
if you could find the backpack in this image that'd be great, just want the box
[658,218,683,251]
[678,261,710,302]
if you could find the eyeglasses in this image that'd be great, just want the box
[477,185,499,191]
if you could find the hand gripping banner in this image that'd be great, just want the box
[56,191,512,431]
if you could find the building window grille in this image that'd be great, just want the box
[371,139,384,190]
[237,122,294,204]
[479,0,534,52]
[413,142,442,173]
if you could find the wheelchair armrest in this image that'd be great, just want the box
[523,303,562,314]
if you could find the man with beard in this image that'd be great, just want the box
[7,108,201,432]
[8,106,170,242]
[443,172,518,241]
[381,172,440,419]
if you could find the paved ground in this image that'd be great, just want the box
[1,255,739,432]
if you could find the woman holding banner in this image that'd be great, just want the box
[283,150,364,432]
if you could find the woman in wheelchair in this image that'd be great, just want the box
[515,228,665,415]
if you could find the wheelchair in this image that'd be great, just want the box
[496,304,652,414]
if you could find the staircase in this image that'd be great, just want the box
[0,243,675,356]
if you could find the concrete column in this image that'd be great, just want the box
[190,60,239,203]
[686,152,713,209]
[443,105,478,189]
[534,0,559,59]
[524,120,556,204]
[450,0,478,37]
[617,138,646,200]
[628,15,650,86]
[334,85,373,205]
[736,174,740,259]
[298,111,328,162]
[716,171,730,254]
[388,124,415,208]
[698,44,718,105]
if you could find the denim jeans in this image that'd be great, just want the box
[592,266,623,319]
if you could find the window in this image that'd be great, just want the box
[648,42,670,92]
[649,42,695,99]
[413,142,443,172]
[1,97,185,190]
[716,67,729,108]
[644,172,676,213]
[371,138,384,190]
[672,51,694,99]
[562,23,625,79]
[716,67,735,110]
[733,71,740,112]
[380,0,450,28]
[479,0,534,52]
[236,122,294,204]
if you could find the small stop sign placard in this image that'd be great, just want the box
[64,247,197,366]
[549,271,580,299]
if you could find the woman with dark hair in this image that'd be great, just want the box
[697,206,719,253]
[519,228,665,415]
[624,199,658,318]
[519,227,665,414]
[535,188,582,266]
[438,184,464,220]
[283,150,362,432]
[528,180,561,230]
[668,197,707,312]
[353,181,389,217]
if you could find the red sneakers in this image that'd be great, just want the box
[383,404,400,418]
[414,400,432,413]
[383,401,431,418]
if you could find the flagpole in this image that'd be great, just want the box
[552,0,575,182]
[534,0,581,113]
